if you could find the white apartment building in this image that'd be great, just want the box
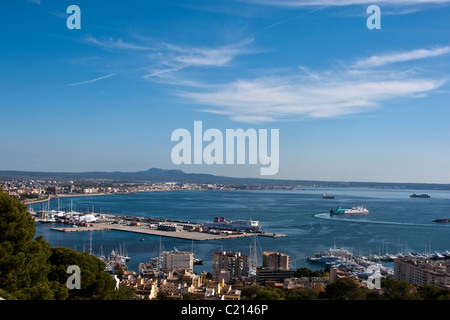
[162,250,193,273]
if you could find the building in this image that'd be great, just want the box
[212,251,249,281]
[394,257,450,289]
[158,223,183,232]
[262,251,290,270]
[119,274,159,300]
[283,276,330,292]
[256,267,295,283]
[163,250,193,273]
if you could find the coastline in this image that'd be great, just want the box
[23,192,133,205]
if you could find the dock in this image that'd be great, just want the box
[51,223,287,241]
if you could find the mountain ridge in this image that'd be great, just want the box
[1,168,450,190]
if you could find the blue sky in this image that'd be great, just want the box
[1,0,450,183]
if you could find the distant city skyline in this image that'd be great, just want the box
[1,1,450,183]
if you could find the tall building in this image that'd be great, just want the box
[394,257,450,289]
[212,251,249,281]
[262,251,290,270]
[162,250,193,273]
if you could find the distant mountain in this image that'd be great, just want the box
[1,168,450,190]
[0,168,291,185]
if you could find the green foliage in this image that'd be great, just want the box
[285,288,320,300]
[0,192,58,298]
[182,293,199,300]
[48,247,117,300]
[416,284,450,300]
[0,191,132,300]
[241,285,286,300]
[379,278,415,300]
[319,277,367,300]
[294,267,326,278]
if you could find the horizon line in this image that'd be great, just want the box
[0,167,449,186]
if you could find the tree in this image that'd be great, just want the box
[0,191,129,300]
[47,247,118,300]
[416,284,450,300]
[319,278,366,300]
[294,267,326,278]
[241,285,285,300]
[0,191,64,299]
[182,293,199,300]
[285,288,319,300]
[379,278,415,300]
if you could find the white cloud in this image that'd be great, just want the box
[84,35,255,79]
[176,47,448,123]
[179,74,444,122]
[85,35,154,51]
[238,0,450,7]
[143,38,255,78]
[353,47,450,68]
[67,73,117,87]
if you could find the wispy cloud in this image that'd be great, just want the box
[85,35,155,51]
[84,35,255,79]
[176,47,448,123]
[238,0,450,7]
[27,0,41,5]
[353,46,450,68]
[142,38,256,79]
[67,73,117,87]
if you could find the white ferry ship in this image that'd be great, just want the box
[330,206,369,215]
[203,217,260,231]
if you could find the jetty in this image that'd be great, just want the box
[50,222,286,241]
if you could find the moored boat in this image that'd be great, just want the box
[203,217,260,231]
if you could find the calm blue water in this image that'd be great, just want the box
[33,188,450,273]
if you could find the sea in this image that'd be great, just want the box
[32,188,450,273]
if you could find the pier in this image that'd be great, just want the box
[50,222,287,241]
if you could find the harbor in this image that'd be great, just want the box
[33,208,287,241]
[30,188,450,274]
[50,222,286,241]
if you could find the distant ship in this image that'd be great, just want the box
[410,194,430,198]
[322,193,334,199]
[433,218,450,223]
[203,217,260,231]
[330,206,369,215]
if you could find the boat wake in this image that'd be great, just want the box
[314,213,435,228]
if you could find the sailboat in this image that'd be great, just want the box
[122,243,131,261]
[191,240,203,265]
[117,242,130,262]
[150,237,164,271]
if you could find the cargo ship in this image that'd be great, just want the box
[330,206,369,215]
[410,194,430,198]
[203,217,260,231]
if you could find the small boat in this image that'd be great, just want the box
[322,193,335,199]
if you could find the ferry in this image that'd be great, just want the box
[330,206,369,215]
[203,217,260,231]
